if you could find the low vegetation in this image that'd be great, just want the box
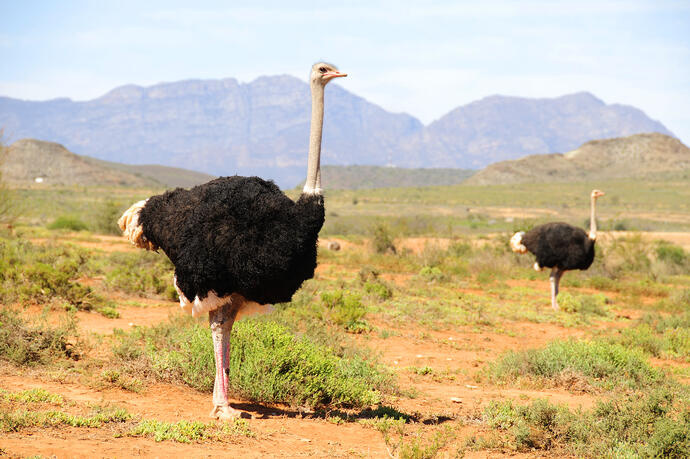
[112,315,392,409]
[0,308,80,366]
[486,339,663,391]
[0,388,253,443]
[479,387,690,457]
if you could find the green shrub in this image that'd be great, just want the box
[100,251,176,298]
[487,339,663,390]
[656,242,687,266]
[371,222,396,254]
[363,280,393,300]
[321,290,369,332]
[418,266,445,282]
[483,388,690,457]
[0,238,114,314]
[113,316,391,409]
[92,200,124,235]
[611,312,690,361]
[0,309,79,366]
[653,288,690,312]
[558,292,610,317]
[47,216,88,231]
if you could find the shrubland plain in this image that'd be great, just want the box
[1,177,689,458]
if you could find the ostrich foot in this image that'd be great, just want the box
[210,404,243,421]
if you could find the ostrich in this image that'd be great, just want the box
[510,189,605,310]
[117,62,346,420]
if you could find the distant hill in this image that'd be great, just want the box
[0,74,674,187]
[2,139,216,188]
[309,165,475,190]
[465,133,690,185]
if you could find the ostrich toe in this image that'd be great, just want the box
[210,405,243,421]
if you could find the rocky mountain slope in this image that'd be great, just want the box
[0,76,673,187]
[465,133,690,185]
[1,139,215,188]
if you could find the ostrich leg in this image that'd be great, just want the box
[209,301,241,420]
[549,268,564,311]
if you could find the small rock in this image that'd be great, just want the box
[450,397,462,403]
[465,384,478,389]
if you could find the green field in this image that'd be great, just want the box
[1,177,689,457]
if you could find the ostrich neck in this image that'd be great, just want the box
[303,83,325,195]
[589,196,597,240]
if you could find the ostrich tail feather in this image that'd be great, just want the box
[118,199,158,251]
[510,231,528,253]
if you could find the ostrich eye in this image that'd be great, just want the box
[319,67,327,73]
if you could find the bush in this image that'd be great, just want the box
[321,290,369,332]
[482,388,690,457]
[371,222,396,254]
[363,280,393,300]
[558,292,610,317]
[487,339,663,390]
[656,242,687,266]
[100,251,176,299]
[418,266,446,282]
[92,200,125,235]
[610,312,690,361]
[0,309,79,366]
[0,238,115,314]
[113,316,390,409]
[47,216,88,231]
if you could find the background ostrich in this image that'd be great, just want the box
[117,62,346,420]
[510,189,605,310]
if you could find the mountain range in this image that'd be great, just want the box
[0,75,674,187]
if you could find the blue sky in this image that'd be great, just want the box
[1,0,689,144]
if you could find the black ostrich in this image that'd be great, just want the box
[510,189,605,310]
[118,62,347,420]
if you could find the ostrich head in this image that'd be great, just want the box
[310,62,347,87]
[591,189,605,200]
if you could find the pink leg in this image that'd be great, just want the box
[209,302,242,420]
[549,268,564,311]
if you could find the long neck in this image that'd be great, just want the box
[588,196,597,240]
[303,83,325,195]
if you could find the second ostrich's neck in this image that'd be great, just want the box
[588,196,597,240]
[303,83,325,195]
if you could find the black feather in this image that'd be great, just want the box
[522,222,595,271]
[138,176,324,305]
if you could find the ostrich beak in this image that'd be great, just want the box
[324,71,347,80]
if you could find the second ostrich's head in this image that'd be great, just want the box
[310,62,347,87]
[591,189,605,200]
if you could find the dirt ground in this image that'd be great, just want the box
[3,233,687,458]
